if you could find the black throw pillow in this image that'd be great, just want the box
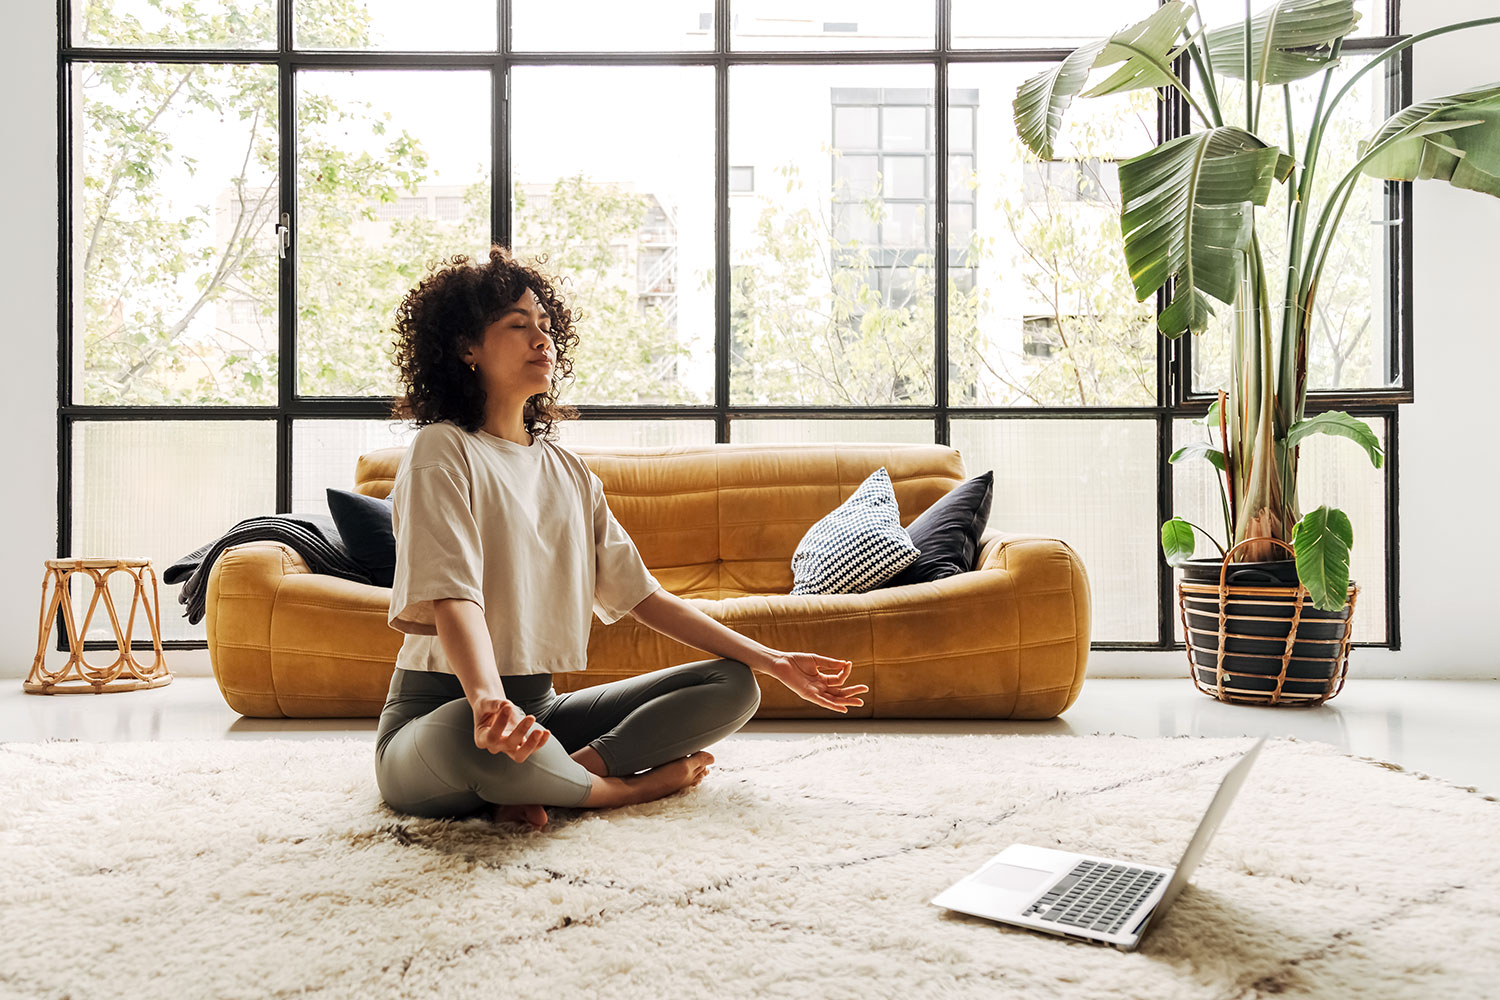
[326,488,396,587]
[877,470,995,589]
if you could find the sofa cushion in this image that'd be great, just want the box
[790,467,920,595]
[879,470,994,588]
[326,488,396,587]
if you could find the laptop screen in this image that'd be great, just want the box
[1131,736,1267,939]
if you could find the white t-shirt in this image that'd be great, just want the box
[386,419,661,677]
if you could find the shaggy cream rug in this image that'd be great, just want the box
[1,734,1497,1000]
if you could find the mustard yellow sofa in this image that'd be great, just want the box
[205,442,1091,720]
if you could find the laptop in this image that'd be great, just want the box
[930,736,1267,951]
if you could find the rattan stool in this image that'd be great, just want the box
[25,557,172,695]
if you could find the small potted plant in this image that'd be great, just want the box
[1012,0,1500,703]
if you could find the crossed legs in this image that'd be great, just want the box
[374,658,761,823]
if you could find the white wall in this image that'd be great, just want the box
[5,0,1496,684]
[4,2,62,682]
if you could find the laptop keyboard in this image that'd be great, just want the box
[1023,860,1165,936]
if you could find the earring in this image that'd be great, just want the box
[468,362,476,371]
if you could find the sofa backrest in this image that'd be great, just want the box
[354,441,967,597]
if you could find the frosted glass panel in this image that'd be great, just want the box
[554,420,718,448]
[70,421,277,644]
[732,420,932,445]
[951,418,1158,641]
[292,420,419,515]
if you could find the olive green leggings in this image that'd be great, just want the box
[374,658,761,818]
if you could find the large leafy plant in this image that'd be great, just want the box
[1014,0,1500,610]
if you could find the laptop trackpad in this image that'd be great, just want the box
[974,863,1054,893]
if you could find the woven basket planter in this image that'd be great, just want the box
[1178,538,1359,707]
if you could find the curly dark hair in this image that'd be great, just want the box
[389,244,579,441]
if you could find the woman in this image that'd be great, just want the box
[374,245,867,832]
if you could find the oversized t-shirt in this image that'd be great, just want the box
[386,419,661,677]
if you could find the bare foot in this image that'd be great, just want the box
[626,750,714,802]
[489,802,548,830]
[574,751,716,809]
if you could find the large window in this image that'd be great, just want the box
[59,0,1407,652]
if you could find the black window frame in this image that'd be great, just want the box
[55,0,1408,654]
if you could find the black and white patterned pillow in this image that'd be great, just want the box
[790,467,921,595]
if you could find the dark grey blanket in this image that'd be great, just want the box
[163,512,373,626]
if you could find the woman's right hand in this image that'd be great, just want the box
[471,695,551,763]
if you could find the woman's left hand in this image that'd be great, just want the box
[765,652,867,713]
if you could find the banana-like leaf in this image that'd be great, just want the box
[1161,517,1198,566]
[1357,84,1500,198]
[1169,441,1227,471]
[1118,126,1296,337]
[1285,411,1385,467]
[1291,505,1354,612]
[1013,2,1194,160]
[1205,0,1360,86]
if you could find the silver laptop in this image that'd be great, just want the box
[930,736,1267,951]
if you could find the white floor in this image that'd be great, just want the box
[3,676,1496,797]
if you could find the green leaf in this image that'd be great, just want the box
[1197,397,1223,428]
[1012,2,1194,160]
[1205,0,1360,86]
[1169,441,1227,470]
[1357,84,1500,199]
[1285,411,1384,468]
[1291,506,1354,612]
[1118,126,1296,337]
[1161,517,1198,566]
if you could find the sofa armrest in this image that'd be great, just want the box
[204,541,311,716]
[975,527,1092,701]
[205,542,406,718]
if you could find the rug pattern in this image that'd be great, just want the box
[1,734,1496,1000]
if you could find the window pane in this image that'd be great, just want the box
[947,65,1158,408]
[512,0,712,51]
[1191,53,1399,394]
[71,421,276,643]
[951,418,1158,642]
[834,154,878,197]
[731,419,932,444]
[881,106,928,151]
[952,1,1157,48]
[73,63,280,406]
[554,420,718,448]
[1170,416,1387,643]
[292,420,418,516]
[883,155,926,199]
[834,106,878,149]
[295,0,497,50]
[512,67,715,406]
[732,0,934,51]
[73,0,274,48]
[731,65,936,406]
[296,70,490,398]
[1192,0,1386,38]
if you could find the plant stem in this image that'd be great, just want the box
[1243,0,1253,130]
[1276,37,1343,441]
[1282,84,1297,197]
[1217,388,1237,539]
[1185,7,1224,128]
[1186,42,1224,127]
[1181,518,1229,558]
